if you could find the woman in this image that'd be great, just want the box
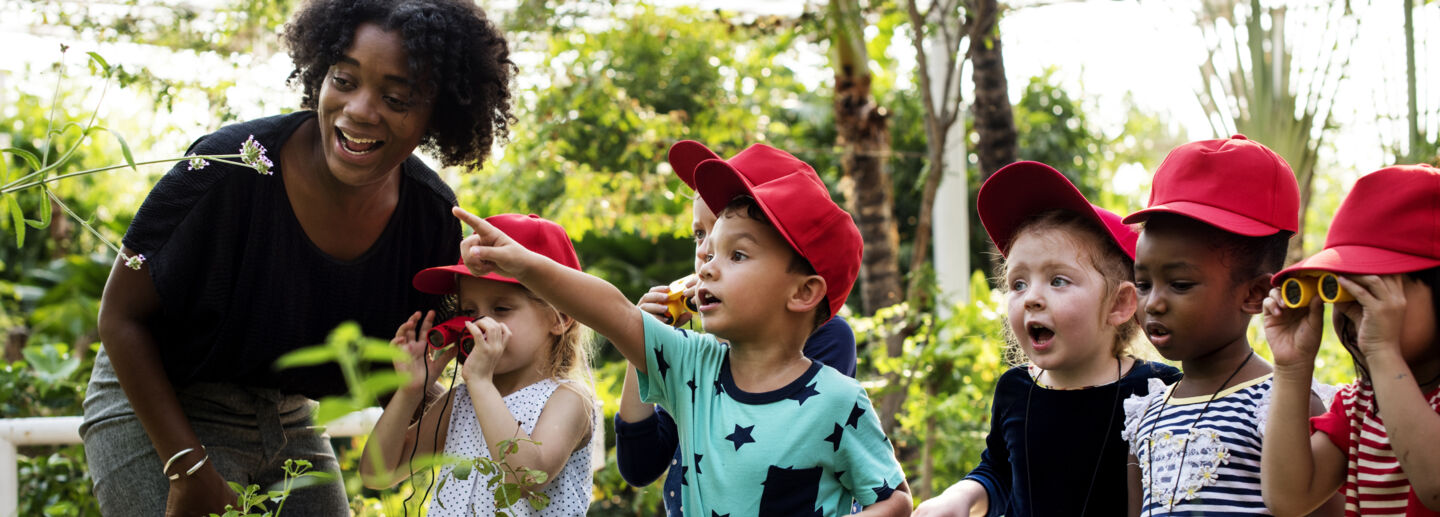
[79,1,515,514]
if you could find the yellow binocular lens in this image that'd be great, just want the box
[1281,272,1355,308]
[664,274,699,326]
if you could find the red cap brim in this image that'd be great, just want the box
[668,140,722,190]
[1274,245,1440,285]
[1123,201,1284,237]
[978,161,1138,259]
[412,264,521,295]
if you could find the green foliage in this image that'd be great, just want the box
[852,270,1007,496]
[16,447,100,517]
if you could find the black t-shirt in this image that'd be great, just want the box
[963,360,1182,517]
[123,111,461,398]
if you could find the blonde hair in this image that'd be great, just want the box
[528,294,597,406]
[995,209,1142,365]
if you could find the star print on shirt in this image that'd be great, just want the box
[713,377,724,396]
[725,424,756,450]
[695,453,704,475]
[655,348,671,380]
[687,378,698,403]
[846,402,865,428]
[873,479,893,498]
[788,381,820,406]
[711,512,729,517]
[824,423,844,451]
[681,464,689,486]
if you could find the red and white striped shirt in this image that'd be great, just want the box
[1310,382,1440,516]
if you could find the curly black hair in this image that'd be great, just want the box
[283,0,515,169]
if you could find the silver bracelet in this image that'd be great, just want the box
[164,445,207,481]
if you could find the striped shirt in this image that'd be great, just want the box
[1310,382,1440,516]
[1122,375,1278,515]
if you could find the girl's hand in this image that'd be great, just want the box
[1262,287,1326,371]
[454,207,532,280]
[461,316,511,384]
[393,311,455,392]
[1335,274,1408,360]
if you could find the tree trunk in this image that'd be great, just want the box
[967,0,1017,182]
[828,0,905,434]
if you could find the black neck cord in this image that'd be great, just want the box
[402,351,460,515]
[1144,350,1254,515]
[1024,357,1123,517]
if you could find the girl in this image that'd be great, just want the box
[1261,164,1440,516]
[914,161,1179,517]
[1119,136,1339,516]
[361,213,599,516]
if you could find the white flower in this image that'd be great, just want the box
[124,253,147,270]
[239,135,273,175]
[186,155,209,171]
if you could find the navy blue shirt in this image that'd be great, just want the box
[614,315,858,515]
[963,360,1181,517]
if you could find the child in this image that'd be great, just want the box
[453,143,911,516]
[1119,135,1337,515]
[360,213,599,516]
[915,161,1180,517]
[1261,164,1440,516]
[614,140,859,516]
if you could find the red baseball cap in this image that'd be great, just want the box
[1275,164,1440,282]
[977,161,1139,259]
[669,140,826,191]
[412,213,581,295]
[1123,135,1299,236]
[690,143,861,320]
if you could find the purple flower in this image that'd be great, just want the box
[124,253,147,270]
[186,155,209,171]
[240,135,273,175]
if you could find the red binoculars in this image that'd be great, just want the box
[427,316,477,360]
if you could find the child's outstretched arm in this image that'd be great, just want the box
[361,311,459,489]
[461,317,592,489]
[1339,275,1440,508]
[1260,290,1346,515]
[453,207,649,370]
[913,479,988,516]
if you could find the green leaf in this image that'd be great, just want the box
[86,51,110,73]
[451,462,472,480]
[313,397,359,425]
[360,343,407,363]
[8,195,26,248]
[88,126,137,173]
[359,371,405,398]
[32,189,52,228]
[3,147,42,171]
[273,345,336,369]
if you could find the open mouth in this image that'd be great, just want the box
[696,288,722,311]
[1144,322,1171,342]
[1027,322,1054,346]
[337,127,384,156]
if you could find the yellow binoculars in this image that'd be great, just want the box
[664,274,699,326]
[1281,272,1355,308]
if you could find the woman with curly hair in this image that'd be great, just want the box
[79,1,515,514]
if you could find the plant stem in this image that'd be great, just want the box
[1,154,246,194]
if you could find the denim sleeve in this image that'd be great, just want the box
[803,316,857,378]
[613,407,680,487]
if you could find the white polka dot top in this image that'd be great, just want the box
[430,378,599,516]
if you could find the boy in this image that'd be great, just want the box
[1119,135,1340,515]
[452,144,910,516]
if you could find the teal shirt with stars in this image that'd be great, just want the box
[636,314,905,517]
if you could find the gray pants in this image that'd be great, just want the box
[80,348,349,516]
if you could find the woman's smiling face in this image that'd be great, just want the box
[316,23,434,187]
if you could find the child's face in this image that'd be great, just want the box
[1332,275,1438,375]
[1133,228,1255,362]
[692,199,718,273]
[455,276,564,377]
[693,211,811,342]
[1004,228,1120,374]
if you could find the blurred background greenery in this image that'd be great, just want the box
[1,0,1436,514]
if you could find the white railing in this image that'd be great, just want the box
[0,408,382,517]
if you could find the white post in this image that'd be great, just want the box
[1,438,15,517]
[927,32,970,306]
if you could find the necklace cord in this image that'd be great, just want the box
[1025,357,1125,517]
[1144,350,1255,514]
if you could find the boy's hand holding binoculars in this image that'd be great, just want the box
[393,311,457,392]
[454,207,533,281]
[460,317,510,383]
[639,274,699,327]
